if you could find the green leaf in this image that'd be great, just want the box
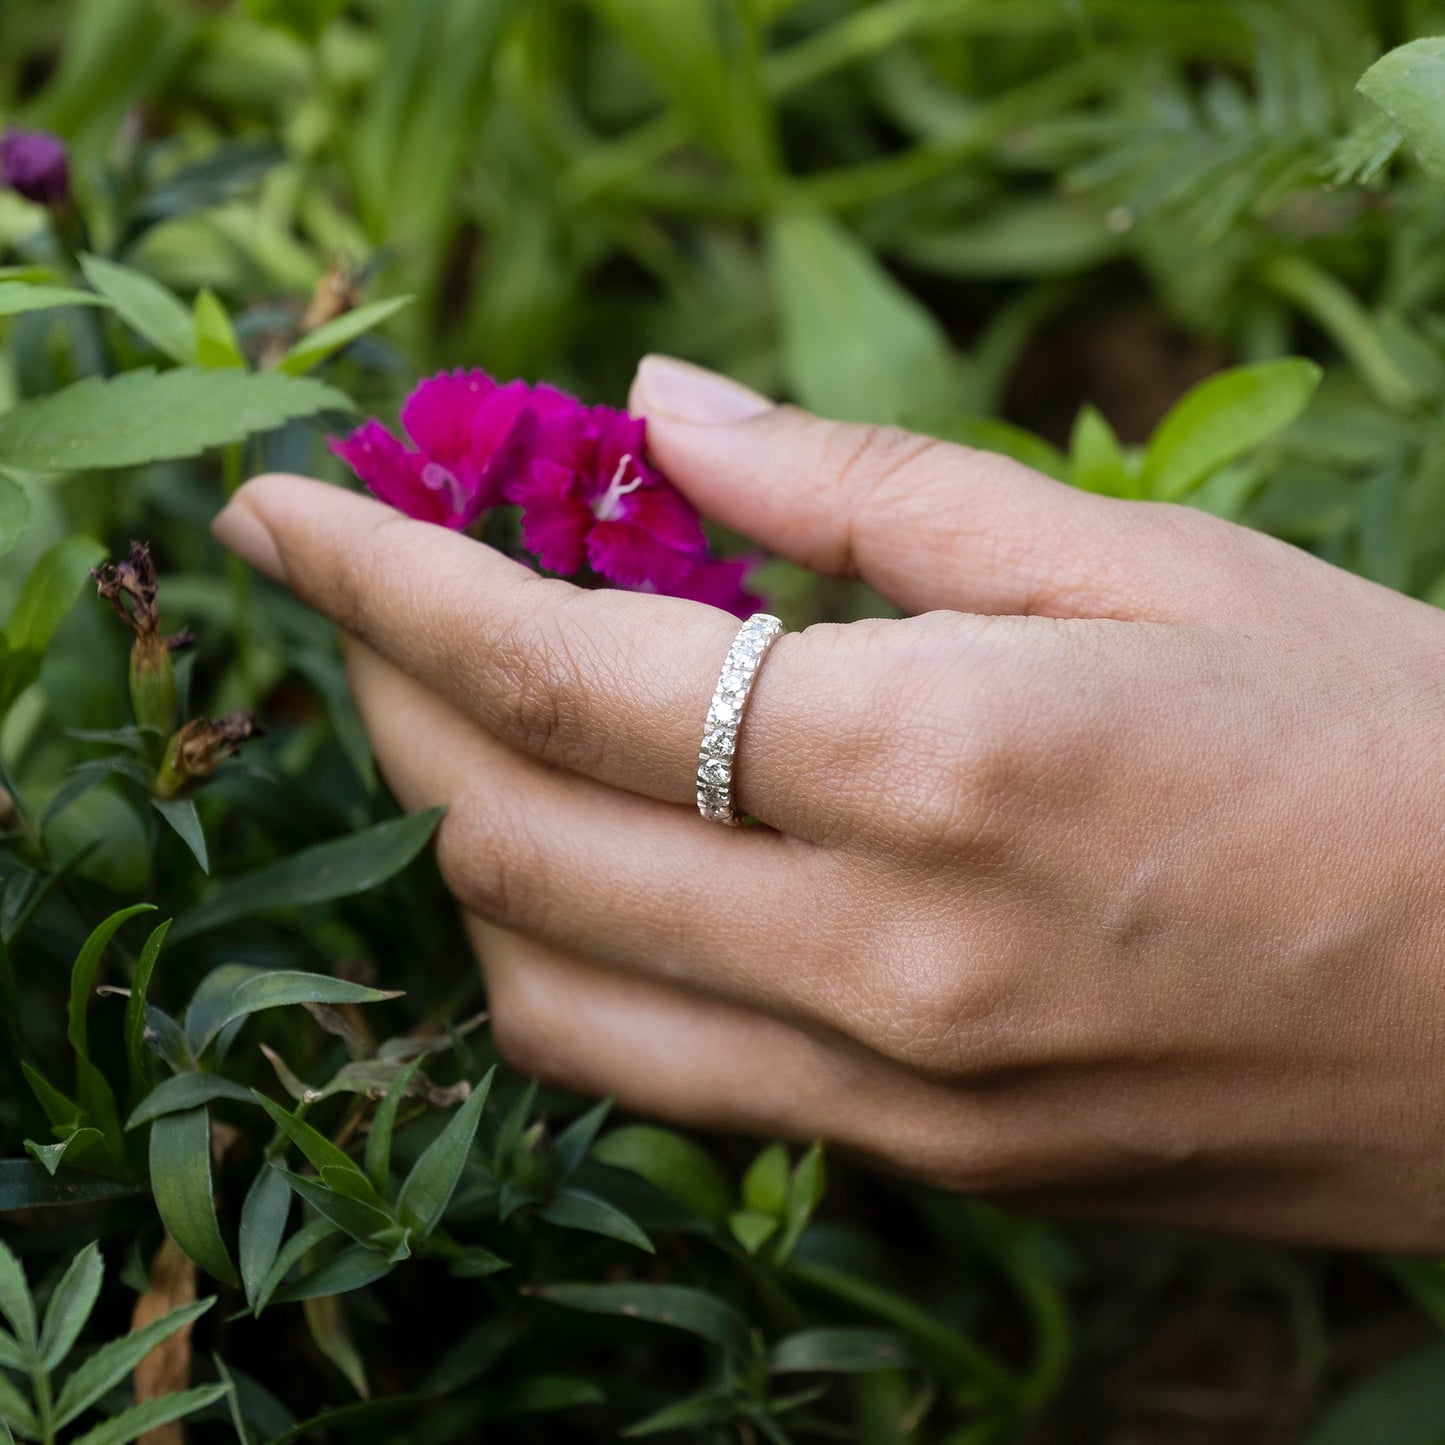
[591,1125,732,1225]
[253,1093,377,1194]
[538,1187,655,1254]
[448,1245,510,1279]
[0,1375,38,1439]
[125,919,171,1100]
[23,1061,81,1131]
[150,1108,238,1285]
[254,1217,337,1316]
[622,1386,734,1437]
[0,1240,35,1350]
[193,288,245,368]
[1141,359,1322,502]
[0,368,352,472]
[24,1127,103,1176]
[0,282,111,315]
[245,0,346,44]
[775,1143,825,1263]
[69,904,155,1063]
[553,1098,613,1176]
[53,1298,215,1429]
[0,1161,140,1212]
[534,1282,751,1354]
[767,210,961,424]
[186,969,402,1055]
[273,1169,396,1247]
[70,1383,231,1445]
[396,1067,493,1239]
[79,252,195,363]
[152,797,209,873]
[0,535,107,714]
[38,1241,103,1371]
[127,1073,255,1129]
[1358,39,1445,184]
[769,1328,912,1374]
[741,1143,790,1216]
[364,1055,425,1196]
[171,807,443,941]
[278,295,415,375]
[728,1210,778,1255]
[1304,1339,1445,1444]
[238,1165,291,1312]
[267,1245,394,1305]
[1069,405,1137,497]
[0,476,30,559]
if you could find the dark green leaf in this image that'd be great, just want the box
[448,1245,509,1279]
[253,1093,376,1191]
[0,1240,35,1350]
[591,1125,732,1225]
[0,1377,38,1439]
[267,1245,394,1305]
[273,1169,395,1247]
[396,1066,494,1239]
[171,808,443,941]
[37,1241,103,1371]
[149,1108,237,1285]
[78,253,194,361]
[364,1055,425,1196]
[127,1073,254,1129]
[245,0,346,44]
[254,1216,337,1316]
[0,1161,141,1212]
[623,1386,734,1437]
[538,1187,655,1254]
[553,1097,613,1176]
[0,368,352,472]
[0,476,29,559]
[186,968,402,1054]
[69,904,156,1063]
[69,1383,231,1445]
[238,1165,291,1312]
[125,919,171,1100]
[24,1127,102,1175]
[152,797,209,874]
[769,1328,912,1374]
[533,1282,751,1354]
[1304,1340,1445,1445]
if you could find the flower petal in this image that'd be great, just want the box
[329,422,454,527]
[615,478,707,558]
[510,459,594,575]
[400,369,501,471]
[586,520,697,592]
[665,555,766,616]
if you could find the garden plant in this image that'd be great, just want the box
[5,1,1445,1441]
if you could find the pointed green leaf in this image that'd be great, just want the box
[274,1169,396,1246]
[69,905,155,1062]
[152,798,209,874]
[534,1282,751,1354]
[1141,359,1321,501]
[24,1127,103,1175]
[0,536,107,713]
[591,1125,732,1225]
[1358,39,1445,184]
[79,253,195,363]
[253,1093,375,1190]
[0,1162,140,1212]
[127,1073,255,1129]
[553,1098,613,1176]
[728,1210,778,1256]
[775,1143,825,1262]
[741,1143,789,1217]
[267,1245,394,1306]
[0,1375,38,1438]
[0,475,30,560]
[0,282,110,315]
[254,1216,337,1316]
[193,288,245,368]
[278,295,415,375]
[538,1187,655,1254]
[172,808,443,942]
[0,368,352,473]
[22,1061,82,1130]
[70,1383,231,1445]
[38,1241,103,1370]
[0,1240,35,1350]
[396,1067,494,1239]
[769,1328,912,1374]
[622,1385,734,1437]
[364,1055,425,1195]
[1069,405,1136,497]
[238,1165,291,1312]
[125,919,171,1100]
[187,969,402,1055]
[149,1108,237,1285]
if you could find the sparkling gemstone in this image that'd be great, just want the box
[700,756,730,785]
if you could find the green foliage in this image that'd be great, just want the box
[3,0,1445,1439]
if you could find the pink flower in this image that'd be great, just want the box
[330,368,767,616]
[328,370,532,530]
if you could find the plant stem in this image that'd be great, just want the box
[31,1366,54,1444]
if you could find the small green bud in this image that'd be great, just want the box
[511,1119,560,1199]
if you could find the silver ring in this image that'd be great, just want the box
[696,613,784,825]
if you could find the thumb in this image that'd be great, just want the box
[629,354,1269,622]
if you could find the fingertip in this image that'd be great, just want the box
[630,354,773,426]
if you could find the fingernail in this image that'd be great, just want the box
[634,355,773,425]
[212,498,283,580]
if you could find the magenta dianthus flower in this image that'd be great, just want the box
[330,368,763,615]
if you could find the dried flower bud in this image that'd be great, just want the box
[154,711,262,799]
[302,257,361,332]
[0,126,70,207]
[92,542,192,739]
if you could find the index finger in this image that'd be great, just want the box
[213,474,853,838]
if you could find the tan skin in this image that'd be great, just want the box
[213,354,1445,1254]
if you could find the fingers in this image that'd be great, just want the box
[629,354,1278,624]
[345,641,865,1033]
[213,474,855,835]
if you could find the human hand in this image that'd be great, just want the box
[213,355,1445,1253]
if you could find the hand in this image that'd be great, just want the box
[213,355,1445,1253]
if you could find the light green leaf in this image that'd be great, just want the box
[0,282,111,315]
[0,368,351,473]
[0,1375,38,1438]
[396,1067,494,1239]
[1070,405,1137,497]
[0,535,107,714]
[186,969,402,1055]
[152,797,209,873]
[767,209,961,424]
[24,1127,102,1176]
[70,1383,231,1445]
[125,919,171,1100]
[538,1187,655,1254]
[769,1328,912,1375]
[534,1282,750,1355]
[591,1125,732,1225]
[0,475,28,559]
[38,1241,103,1371]
[1358,39,1445,183]
[741,1142,789,1216]
[776,1142,825,1263]
[245,0,346,44]
[193,288,245,368]
[127,1073,255,1129]
[171,807,443,942]
[0,1240,35,1350]
[79,252,195,363]
[728,1210,778,1255]
[1142,359,1321,501]
[53,1299,215,1429]
[278,295,415,375]
[69,904,155,1063]
[150,1108,237,1285]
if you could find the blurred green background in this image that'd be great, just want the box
[7,1,1445,1441]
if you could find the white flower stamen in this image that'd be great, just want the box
[592,453,643,521]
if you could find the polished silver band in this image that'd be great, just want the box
[696,613,784,826]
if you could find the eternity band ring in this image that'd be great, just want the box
[696,613,785,826]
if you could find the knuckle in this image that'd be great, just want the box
[434,797,554,936]
[487,985,573,1087]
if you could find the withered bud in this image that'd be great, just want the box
[301,257,361,332]
[155,710,263,799]
[92,541,162,639]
